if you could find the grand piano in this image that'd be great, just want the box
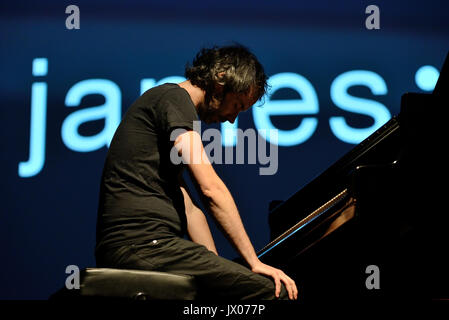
[257,52,449,303]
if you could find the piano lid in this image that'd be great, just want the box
[266,115,401,240]
[433,51,449,98]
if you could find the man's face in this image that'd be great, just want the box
[199,91,258,124]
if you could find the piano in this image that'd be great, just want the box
[257,52,449,303]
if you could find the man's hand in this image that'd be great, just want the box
[251,260,298,300]
[174,130,297,300]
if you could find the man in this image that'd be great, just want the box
[95,45,298,300]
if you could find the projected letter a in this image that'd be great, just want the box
[61,79,121,152]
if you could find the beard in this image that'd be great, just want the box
[198,90,224,123]
[198,103,219,123]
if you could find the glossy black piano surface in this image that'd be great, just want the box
[257,51,449,303]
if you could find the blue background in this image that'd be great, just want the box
[1,0,448,299]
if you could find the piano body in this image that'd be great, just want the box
[257,52,449,302]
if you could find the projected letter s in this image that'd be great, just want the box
[61,79,121,152]
[329,70,390,144]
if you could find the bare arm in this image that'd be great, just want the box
[179,175,218,255]
[174,130,259,266]
[173,130,298,300]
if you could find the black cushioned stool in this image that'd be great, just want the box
[52,268,198,300]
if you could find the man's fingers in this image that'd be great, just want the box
[280,275,297,300]
[274,276,281,298]
[283,274,298,300]
[251,262,298,300]
[283,278,293,300]
[294,281,298,300]
[279,271,292,299]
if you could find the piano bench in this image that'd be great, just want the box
[51,268,198,300]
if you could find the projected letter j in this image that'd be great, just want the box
[18,58,48,178]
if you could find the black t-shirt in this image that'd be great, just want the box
[95,83,198,253]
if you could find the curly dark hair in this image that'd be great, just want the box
[185,44,268,105]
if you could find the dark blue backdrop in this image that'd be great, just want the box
[1,0,448,299]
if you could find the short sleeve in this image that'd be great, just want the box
[157,87,198,135]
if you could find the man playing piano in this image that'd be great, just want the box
[95,44,298,300]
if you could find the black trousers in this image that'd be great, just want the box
[96,236,288,300]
